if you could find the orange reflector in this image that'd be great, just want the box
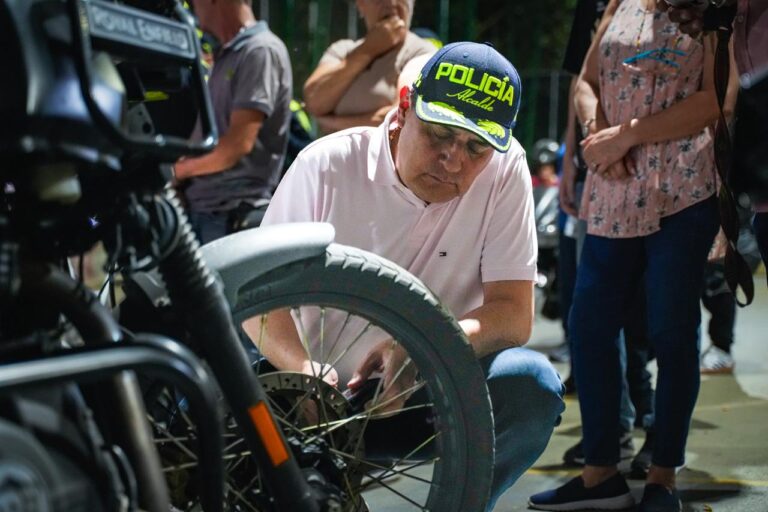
[248,402,289,466]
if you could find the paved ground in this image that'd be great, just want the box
[494,272,768,511]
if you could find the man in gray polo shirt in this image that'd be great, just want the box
[175,0,292,243]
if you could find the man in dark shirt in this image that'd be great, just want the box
[175,0,292,243]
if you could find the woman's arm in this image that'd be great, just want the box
[574,0,621,133]
[582,33,740,172]
[312,53,433,133]
[560,77,580,216]
[303,49,378,117]
[303,17,407,116]
[622,34,739,145]
[316,105,394,132]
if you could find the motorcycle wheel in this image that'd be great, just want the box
[151,244,494,511]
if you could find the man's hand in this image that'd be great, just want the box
[581,124,635,175]
[360,16,407,59]
[300,360,340,388]
[347,339,417,417]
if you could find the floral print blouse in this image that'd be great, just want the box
[580,0,716,238]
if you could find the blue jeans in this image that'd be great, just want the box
[572,181,636,435]
[188,210,229,245]
[481,347,565,510]
[570,197,718,468]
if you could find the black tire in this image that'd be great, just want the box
[230,243,494,512]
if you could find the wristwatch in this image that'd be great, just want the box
[581,118,596,136]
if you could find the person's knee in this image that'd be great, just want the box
[647,319,700,360]
[486,348,565,435]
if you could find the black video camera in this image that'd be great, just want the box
[0,0,217,168]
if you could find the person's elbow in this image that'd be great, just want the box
[510,312,533,348]
[500,303,534,349]
[233,137,256,161]
[302,82,332,117]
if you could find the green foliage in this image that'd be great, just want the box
[257,0,578,146]
[259,0,577,95]
[411,0,577,72]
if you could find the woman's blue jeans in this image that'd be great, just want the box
[570,197,719,468]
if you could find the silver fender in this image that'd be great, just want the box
[200,222,335,306]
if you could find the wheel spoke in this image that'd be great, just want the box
[304,380,426,443]
[300,402,435,433]
[360,473,429,510]
[290,307,337,444]
[329,448,435,486]
[253,313,269,376]
[321,310,354,375]
[353,433,440,494]
[326,322,373,372]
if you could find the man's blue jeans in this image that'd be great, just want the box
[188,210,229,245]
[570,197,719,467]
[481,347,565,510]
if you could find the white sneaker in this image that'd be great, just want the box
[700,346,734,374]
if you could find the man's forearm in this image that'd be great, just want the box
[242,310,308,372]
[459,299,533,358]
[175,146,240,180]
[175,127,256,180]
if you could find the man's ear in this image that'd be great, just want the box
[396,86,412,126]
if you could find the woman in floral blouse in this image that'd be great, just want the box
[530,0,738,511]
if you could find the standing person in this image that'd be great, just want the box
[248,43,565,511]
[174,0,293,244]
[303,0,435,134]
[559,0,612,396]
[700,261,738,373]
[559,0,656,474]
[530,0,737,510]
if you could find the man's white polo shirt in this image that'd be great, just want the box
[262,111,536,380]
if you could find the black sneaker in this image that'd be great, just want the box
[563,374,577,396]
[636,484,682,512]
[563,433,635,467]
[629,429,655,479]
[528,473,635,511]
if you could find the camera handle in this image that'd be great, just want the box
[67,0,218,160]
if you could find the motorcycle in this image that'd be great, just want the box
[0,1,494,510]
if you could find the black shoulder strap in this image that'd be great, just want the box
[712,19,755,306]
